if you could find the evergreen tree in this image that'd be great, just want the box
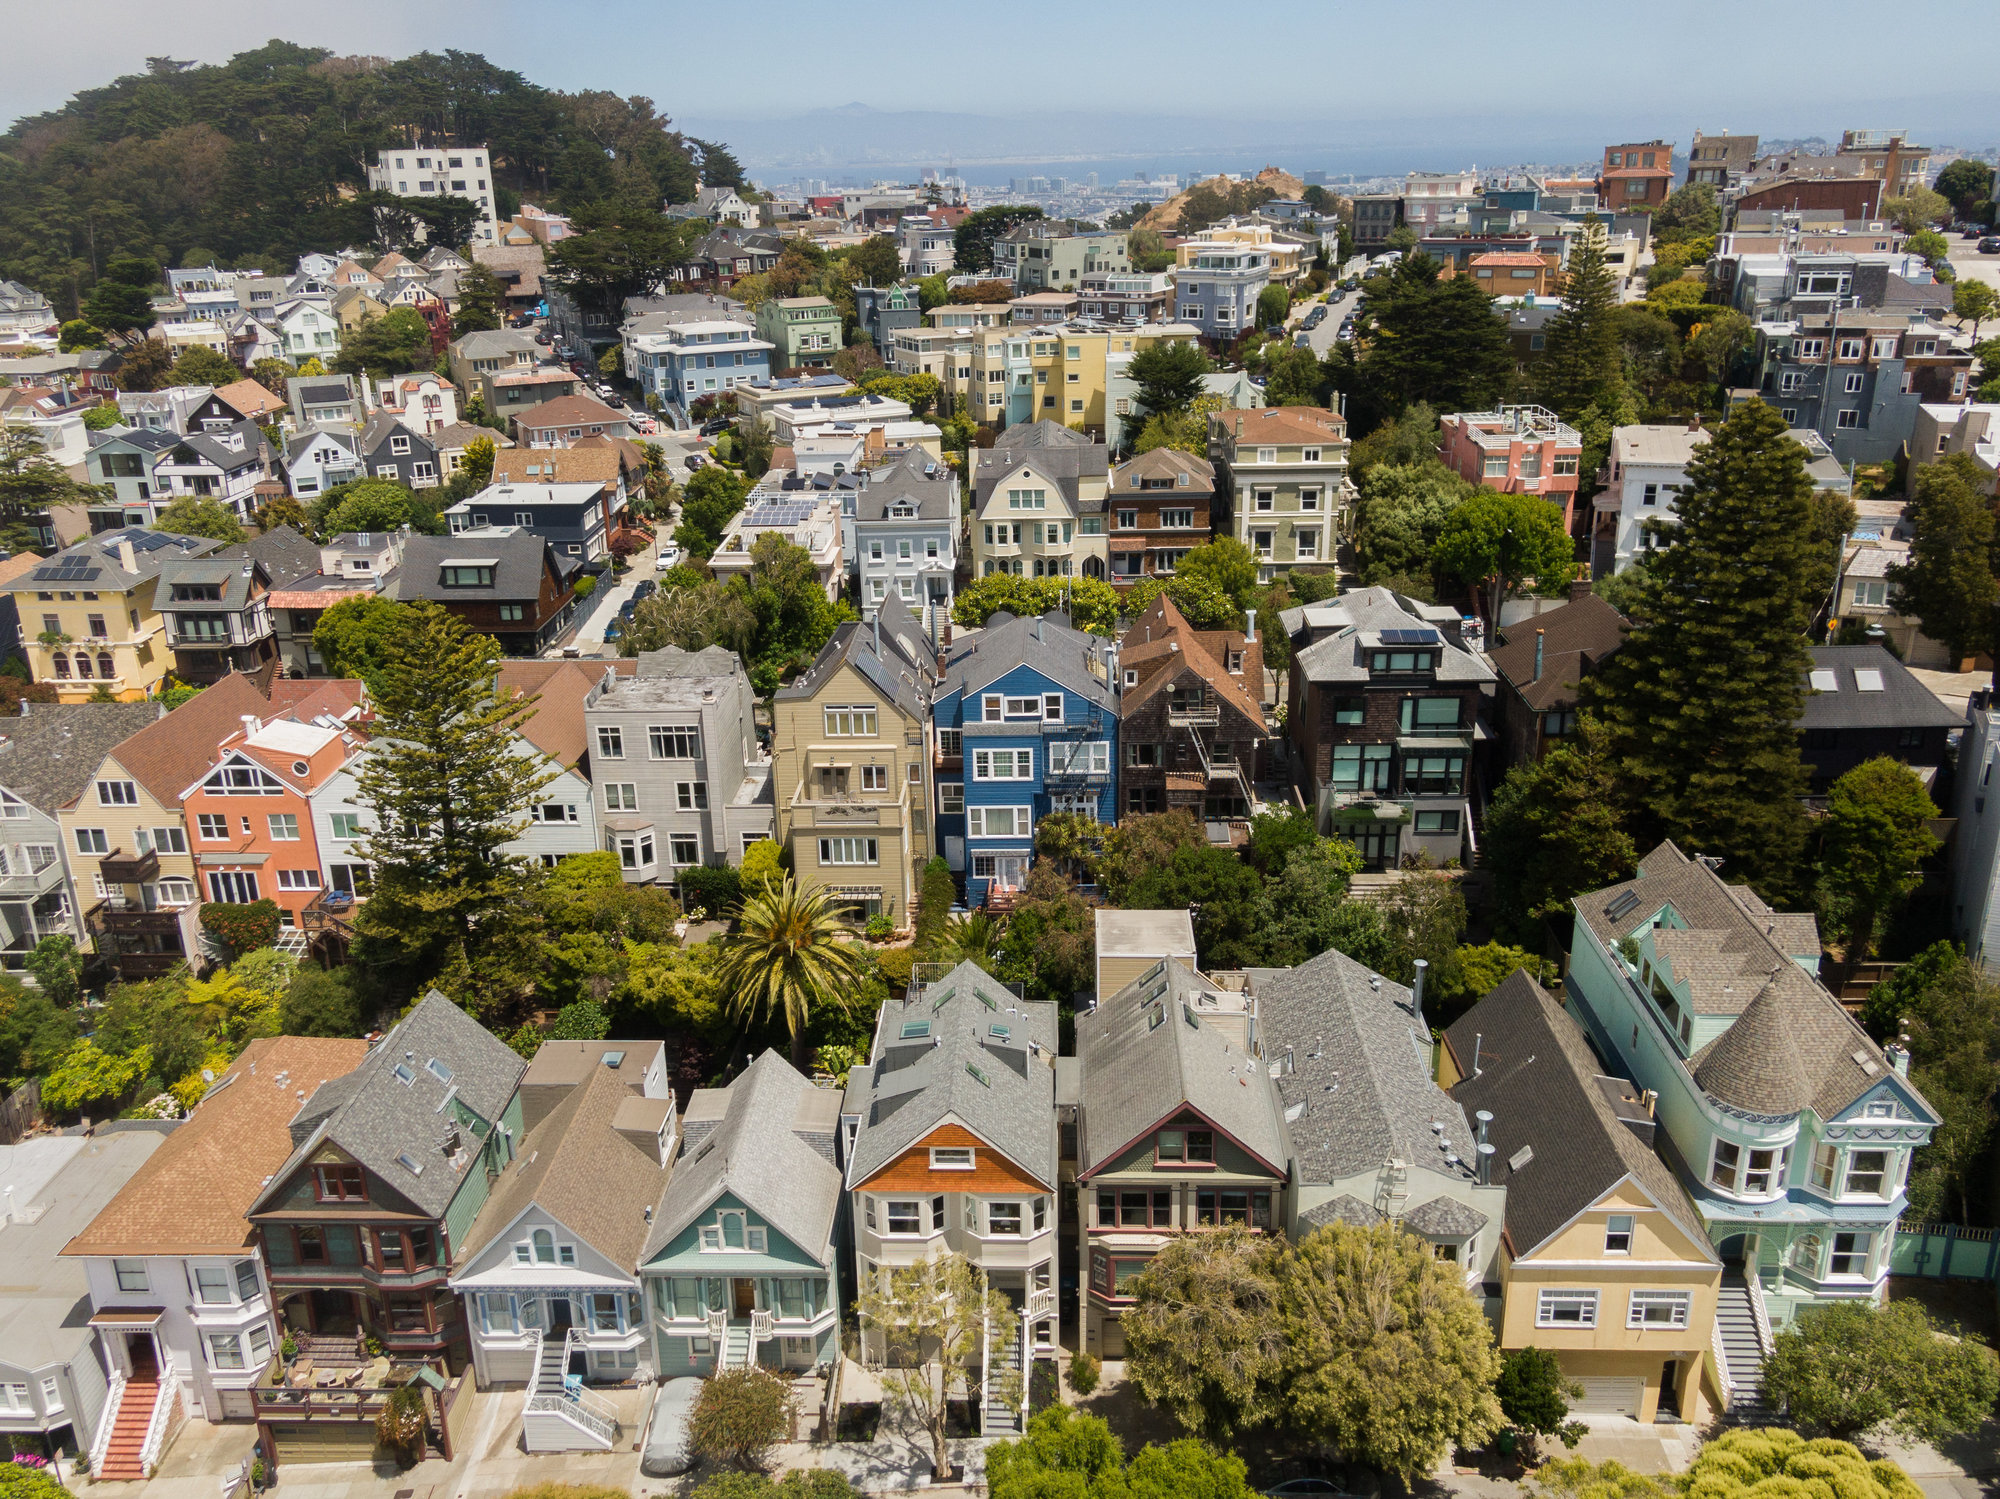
[1482,718,1638,946]
[1332,255,1512,434]
[451,261,506,336]
[351,602,555,1014]
[1888,454,1997,663]
[1581,400,1818,902]
[1125,338,1214,435]
[1535,217,1625,421]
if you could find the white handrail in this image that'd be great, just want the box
[525,1392,616,1445]
[1710,1319,1733,1411]
[1746,1275,1775,1358]
[138,1378,179,1475]
[88,1373,126,1476]
[525,1327,546,1394]
[751,1309,773,1343]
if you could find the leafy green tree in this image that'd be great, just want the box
[1522,1457,1679,1499]
[953,205,1046,272]
[1889,454,1997,664]
[256,493,312,535]
[988,1407,1255,1499]
[1331,255,1512,433]
[547,194,704,319]
[1536,218,1625,421]
[1171,538,1259,614]
[1495,1347,1584,1454]
[116,338,175,393]
[153,495,246,543]
[42,1038,151,1114]
[842,235,902,287]
[0,980,78,1079]
[1126,338,1214,432]
[332,308,433,378]
[168,345,239,387]
[1482,719,1637,945]
[1255,283,1290,329]
[1653,183,1721,240]
[1121,842,1271,968]
[950,574,1120,636]
[1133,395,1226,456]
[1432,492,1574,626]
[59,319,106,352]
[1352,460,1477,586]
[618,939,726,1037]
[1952,280,1997,341]
[1120,575,1241,629]
[1453,942,1556,1000]
[714,877,867,1068]
[1885,188,1952,234]
[250,357,296,397]
[1245,806,1317,875]
[0,430,109,546]
[674,463,751,559]
[1123,1226,1285,1445]
[351,602,554,1014]
[995,865,1096,1007]
[1935,159,1997,222]
[1819,758,1940,959]
[737,414,775,477]
[859,1251,1018,1480]
[1265,839,1370,965]
[1262,344,1328,408]
[319,477,437,537]
[913,857,957,951]
[451,261,507,336]
[687,1367,792,1472]
[311,594,415,692]
[280,966,367,1038]
[1276,1222,1503,1481]
[83,256,159,334]
[1905,229,1954,279]
[1582,400,1817,902]
[24,935,84,1008]
[1761,1300,1999,1441]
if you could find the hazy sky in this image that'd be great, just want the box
[4,0,1995,163]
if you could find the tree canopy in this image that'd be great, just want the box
[1889,454,1997,664]
[1331,255,1512,436]
[1760,1301,1999,1442]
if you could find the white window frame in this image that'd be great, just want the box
[1627,1290,1691,1329]
[966,805,1030,839]
[929,1146,975,1170]
[1535,1288,1599,1328]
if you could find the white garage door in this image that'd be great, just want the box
[217,1389,255,1421]
[1571,1377,1642,1416]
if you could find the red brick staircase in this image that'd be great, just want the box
[97,1353,159,1483]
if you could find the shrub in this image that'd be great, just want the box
[688,1366,791,1471]
[573,574,598,599]
[200,899,280,956]
[865,914,894,941]
[549,999,610,1040]
[1068,1348,1101,1395]
[374,1384,426,1463]
[740,839,784,895]
[0,1464,73,1499]
[679,863,742,918]
[875,946,916,991]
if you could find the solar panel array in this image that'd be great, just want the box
[1380,627,1440,645]
[33,557,102,584]
[746,498,818,527]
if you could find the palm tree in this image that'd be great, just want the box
[928,912,1005,968]
[714,876,867,1068]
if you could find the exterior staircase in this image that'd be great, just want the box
[534,1332,567,1393]
[96,1365,160,1482]
[722,1322,754,1370]
[521,1328,617,1454]
[1716,1274,1773,1420]
[982,1316,1025,1436]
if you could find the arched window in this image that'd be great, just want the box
[532,1228,555,1265]
[53,657,70,679]
[98,653,115,679]
[75,655,93,679]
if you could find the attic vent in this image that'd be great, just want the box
[393,1063,417,1086]
[601,1050,625,1068]
[1605,891,1641,921]
[396,1151,425,1175]
[965,1062,991,1087]
[899,1020,931,1040]
[1508,1145,1535,1172]
[425,1058,453,1083]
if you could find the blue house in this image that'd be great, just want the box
[933,610,1120,908]
[621,300,775,429]
[638,1051,844,1375]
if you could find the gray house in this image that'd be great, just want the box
[1174,243,1271,344]
[582,645,774,881]
[84,430,177,530]
[855,447,958,628]
[358,412,442,490]
[446,479,613,569]
[285,375,365,431]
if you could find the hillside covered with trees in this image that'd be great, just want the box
[0,41,742,315]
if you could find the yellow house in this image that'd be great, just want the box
[770,597,936,929]
[1,530,226,702]
[1175,222,1304,287]
[1444,972,1723,1425]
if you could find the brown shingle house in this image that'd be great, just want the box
[1117,593,1266,817]
[1105,447,1217,589]
[1487,590,1626,768]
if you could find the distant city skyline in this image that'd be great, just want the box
[5,0,1996,168]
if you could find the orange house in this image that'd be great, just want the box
[1469,251,1558,298]
[180,698,367,929]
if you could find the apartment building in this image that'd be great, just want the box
[622,305,773,427]
[1208,407,1352,582]
[1103,447,1216,588]
[855,447,958,628]
[366,143,501,246]
[709,492,845,603]
[1172,240,1269,345]
[1077,272,1172,324]
[1599,142,1675,209]
[755,297,842,371]
[1835,130,1931,193]
[446,479,615,568]
[771,599,936,927]
[1402,171,1482,231]
[994,224,1129,290]
[153,553,278,685]
[1685,131,1759,187]
[1746,315,1973,465]
[582,644,773,879]
[1437,405,1586,535]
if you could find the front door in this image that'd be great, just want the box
[732,1279,755,1318]
[548,1297,574,1332]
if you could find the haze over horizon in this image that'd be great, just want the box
[3,0,1996,178]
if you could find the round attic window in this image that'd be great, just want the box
[292,760,311,777]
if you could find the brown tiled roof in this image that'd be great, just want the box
[517,394,626,429]
[61,1036,369,1257]
[1216,406,1347,444]
[1117,593,1265,726]
[492,448,622,490]
[213,379,286,420]
[496,659,636,769]
[1489,594,1626,712]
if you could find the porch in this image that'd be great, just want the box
[84,898,190,978]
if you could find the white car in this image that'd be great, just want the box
[655,544,683,571]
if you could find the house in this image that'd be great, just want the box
[1593,423,1705,574]
[273,302,340,364]
[1351,194,1404,248]
[621,307,774,427]
[488,660,632,869]
[281,427,363,500]
[483,358,583,422]
[434,420,513,479]
[1209,407,1353,582]
[772,598,937,927]
[330,286,388,334]
[665,185,756,227]
[450,1054,676,1444]
[1486,589,1625,767]
[1910,405,2000,496]
[1444,972,1723,1423]
[766,390,916,447]
[897,212,962,277]
[1104,447,1217,588]
[365,144,501,247]
[61,1038,369,1431]
[85,429,178,527]
[933,609,1120,908]
[661,227,783,292]
[473,244,548,318]
[754,297,842,371]
[971,421,1111,582]
[1075,957,1285,1361]
[1742,316,1972,465]
[286,375,364,432]
[0,1128,169,1475]
[1469,251,1559,297]
[994,224,1129,291]
[2,528,225,701]
[492,442,639,514]
[1438,406,1585,538]
[248,992,526,1377]
[149,422,276,522]
[449,328,541,400]
[0,278,58,340]
[1093,908,1197,1003]
[383,531,578,656]
[0,702,159,973]
[116,386,217,436]
[638,1051,844,1376]
[1077,272,1173,325]
[1686,131,1759,187]
[229,523,326,592]
[0,551,41,679]
[211,379,287,427]
[1283,588,1495,867]
[1599,141,1675,210]
[447,480,613,569]
[1565,843,1938,1326]
[372,372,459,436]
[1173,239,1271,344]
[581,645,774,880]
[853,283,923,357]
[1116,593,1263,819]
[709,492,844,603]
[152,552,278,685]
[843,960,1059,1426]
[516,394,634,449]
[855,447,958,628]
[1799,644,1959,790]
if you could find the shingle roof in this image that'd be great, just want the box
[1216,407,1347,445]
[855,447,956,522]
[61,1037,368,1258]
[1403,1195,1489,1235]
[517,394,626,430]
[776,595,934,718]
[1445,971,1714,1259]
[212,379,287,420]
[1293,587,1495,686]
[0,528,223,596]
[1298,1194,1384,1230]
[1117,594,1263,727]
[0,702,161,814]
[251,992,526,1220]
[457,1061,674,1268]
[389,531,555,605]
[1108,446,1215,490]
[492,447,625,490]
[91,673,275,807]
[1253,948,1477,1184]
[1800,645,1960,732]
[1076,959,1285,1177]
[848,960,1058,1188]
[497,658,636,768]
[940,610,1118,711]
[642,1050,843,1267]
[226,524,322,589]
[1489,594,1627,712]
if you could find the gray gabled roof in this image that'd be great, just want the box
[251,991,526,1220]
[156,553,263,611]
[1403,1195,1488,1237]
[1801,645,1959,732]
[1252,948,1478,1185]
[286,428,360,464]
[1293,587,1494,685]
[225,525,321,589]
[360,410,437,459]
[856,448,956,523]
[847,961,1058,1188]
[1076,959,1285,1178]
[775,594,935,718]
[1298,1194,1385,1231]
[166,423,268,471]
[642,1050,842,1267]
[940,610,1119,711]
[0,703,162,814]
[387,531,555,605]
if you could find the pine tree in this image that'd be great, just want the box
[1888,454,1997,664]
[1581,399,1817,902]
[1536,216,1625,421]
[1482,717,1638,946]
[352,602,555,1015]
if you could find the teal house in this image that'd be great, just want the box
[639,1051,844,1374]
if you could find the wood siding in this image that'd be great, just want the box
[854,1122,1046,1193]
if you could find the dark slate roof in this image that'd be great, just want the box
[642,1050,843,1268]
[388,531,555,605]
[253,991,526,1220]
[855,448,956,522]
[285,428,359,464]
[1251,947,1477,1185]
[228,525,321,589]
[1076,958,1285,1177]
[776,593,935,719]
[0,703,162,813]
[1445,971,1714,1260]
[298,381,353,406]
[1800,644,1960,732]
[1292,587,1495,686]
[848,960,1058,1188]
[1489,595,1627,712]
[1298,1194,1384,1231]
[156,553,262,611]
[88,429,176,456]
[167,423,269,470]
[940,610,1119,711]
[360,410,437,458]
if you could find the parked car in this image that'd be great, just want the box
[603,618,623,642]
[685,454,706,471]
[1294,332,1312,347]
[632,578,657,601]
[656,543,684,571]
[1264,1470,1380,1499]
[1980,237,2000,255]
[533,331,552,345]
[627,413,659,435]
[641,1378,703,1477]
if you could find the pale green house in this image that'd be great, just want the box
[754,297,842,372]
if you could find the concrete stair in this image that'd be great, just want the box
[97,1373,159,1482]
[722,1324,753,1370]
[1716,1275,1773,1421]
[534,1335,567,1395]
[983,1318,1024,1437]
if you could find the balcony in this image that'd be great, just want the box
[98,849,161,885]
[1167,705,1221,728]
[301,889,362,936]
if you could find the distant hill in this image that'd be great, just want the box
[1139,167,1309,232]
[0,41,739,316]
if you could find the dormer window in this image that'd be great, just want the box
[440,564,495,587]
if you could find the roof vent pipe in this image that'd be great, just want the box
[1472,1035,1483,1075]
[1245,609,1256,644]
[1477,1142,1496,1185]
[1534,628,1545,682]
[1412,958,1428,1029]
[1476,1109,1493,1145]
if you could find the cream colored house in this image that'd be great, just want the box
[969,421,1111,582]
[770,598,936,928]
[1209,407,1355,582]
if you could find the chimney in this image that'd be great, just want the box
[1568,577,1593,602]
[1244,608,1256,643]
[1887,1040,1911,1077]
[1459,616,1485,653]
[117,539,137,573]
[240,714,260,738]
[1411,958,1428,1029]
[1533,629,1545,682]
[1687,414,1702,433]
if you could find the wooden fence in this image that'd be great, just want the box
[0,1079,42,1145]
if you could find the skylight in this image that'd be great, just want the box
[990,1024,1011,1041]
[1808,669,1838,692]
[1854,669,1885,692]
[966,1062,991,1087]
[396,1151,424,1175]
[425,1058,453,1083]
[899,1020,931,1040]
[393,1063,417,1086]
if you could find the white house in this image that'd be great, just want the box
[282,428,364,500]
[366,145,502,248]
[374,372,460,435]
[274,301,340,363]
[854,447,958,630]
[1594,424,1705,574]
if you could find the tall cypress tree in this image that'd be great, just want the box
[1536,216,1625,421]
[353,601,555,1016]
[1581,400,1816,902]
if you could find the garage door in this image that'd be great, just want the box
[485,1349,536,1387]
[268,1422,382,1465]
[1098,1319,1125,1360]
[216,1389,255,1421]
[1570,1377,1642,1416]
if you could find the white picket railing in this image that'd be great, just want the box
[88,1373,126,1477]
[1746,1275,1776,1358]
[1710,1319,1733,1411]
[138,1378,180,1476]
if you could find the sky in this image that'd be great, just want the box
[4,0,1995,175]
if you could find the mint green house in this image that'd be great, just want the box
[754,297,842,372]
[639,1051,844,1374]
